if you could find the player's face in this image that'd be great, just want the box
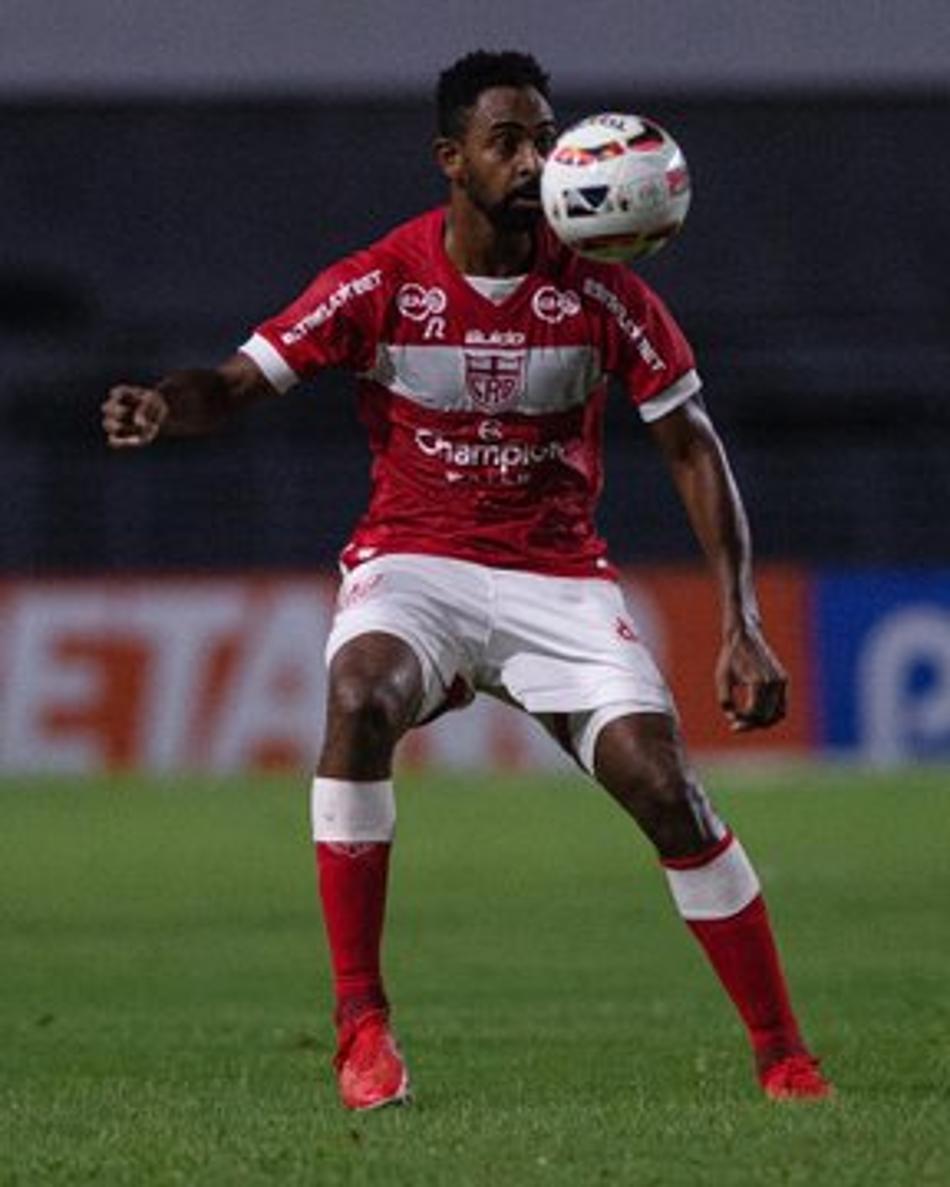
[441,86,557,232]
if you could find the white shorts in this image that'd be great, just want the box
[325,553,675,772]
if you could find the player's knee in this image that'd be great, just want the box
[327,672,414,745]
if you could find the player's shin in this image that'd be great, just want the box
[662,833,807,1072]
[311,777,396,1027]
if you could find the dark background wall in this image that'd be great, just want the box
[2,91,949,573]
[4,1,947,96]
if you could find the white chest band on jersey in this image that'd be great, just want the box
[663,837,761,921]
[311,778,396,843]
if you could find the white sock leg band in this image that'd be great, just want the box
[664,837,761,921]
[310,778,396,843]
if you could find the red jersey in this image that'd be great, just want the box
[240,207,700,578]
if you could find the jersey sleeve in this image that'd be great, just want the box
[238,251,385,393]
[586,269,701,422]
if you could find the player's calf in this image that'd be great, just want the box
[312,775,405,1104]
[663,832,831,1097]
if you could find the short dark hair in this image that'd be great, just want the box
[436,50,551,138]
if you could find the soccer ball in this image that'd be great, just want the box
[541,112,691,263]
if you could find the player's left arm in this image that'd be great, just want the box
[647,395,788,732]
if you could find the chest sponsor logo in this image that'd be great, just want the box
[531,285,581,325]
[465,329,525,347]
[413,426,568,486]
[463,349,527,413]
[396,283,447,322]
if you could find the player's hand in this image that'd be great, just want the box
[101,384,168,448]
[715,626,788,733]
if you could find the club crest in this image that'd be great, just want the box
[463,349,527,413]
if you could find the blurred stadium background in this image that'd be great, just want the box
[1,0,949,772]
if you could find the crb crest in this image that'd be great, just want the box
[462,349,527,414]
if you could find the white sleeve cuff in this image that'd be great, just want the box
[637,368,702,422]
[238,333,299,394]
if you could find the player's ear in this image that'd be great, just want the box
[434,137,464,183]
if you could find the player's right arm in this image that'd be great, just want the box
[101,352,276,448]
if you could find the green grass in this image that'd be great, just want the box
[1,767,948,1186]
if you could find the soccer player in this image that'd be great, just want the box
[102,50,831,1110]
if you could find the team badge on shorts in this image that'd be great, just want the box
[338,572,384,610]
[463,349,527,413]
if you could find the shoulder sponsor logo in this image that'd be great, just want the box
[531,285,581,325]
[463,349,527,413]
[281,269,382,346]
[582,277,666,372]
[396,283,447,321]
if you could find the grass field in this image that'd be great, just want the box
[1,766,948,1186]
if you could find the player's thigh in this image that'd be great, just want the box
[593,710,690,797]
[591,711,724,849]
[325,554,487,728]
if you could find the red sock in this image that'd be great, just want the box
[686,894,805,1069]
[664,837,805,1070]
[315,841,391,1027]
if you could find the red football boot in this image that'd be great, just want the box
[333,1009,411,1111]
[760,1053,833,1100]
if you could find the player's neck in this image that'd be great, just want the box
[443,207,534,278]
